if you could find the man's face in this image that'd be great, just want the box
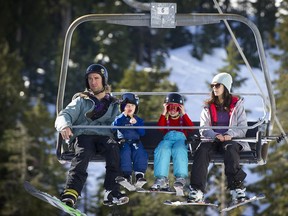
[87,73,103,92]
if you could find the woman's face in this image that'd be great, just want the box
[211,83,225,97]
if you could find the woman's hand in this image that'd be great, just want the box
[215,134,232,142]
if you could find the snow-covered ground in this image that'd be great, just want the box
[83,45,280,215]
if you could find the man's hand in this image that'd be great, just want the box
[60,127,73,140]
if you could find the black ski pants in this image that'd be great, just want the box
[190,141,247,192]
[65,135,121,195]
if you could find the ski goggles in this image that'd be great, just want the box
[167,103,180,111]
[121,93,139,105]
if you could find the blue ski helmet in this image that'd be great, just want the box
[165,93,184,105]
[85,64,108,89]
[120,93,139,114]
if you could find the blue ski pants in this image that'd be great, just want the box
[154,131,188,178]
[120,140,148,176]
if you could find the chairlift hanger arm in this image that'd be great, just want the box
[57,13,270,124]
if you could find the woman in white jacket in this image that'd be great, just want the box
[188,72,250,205]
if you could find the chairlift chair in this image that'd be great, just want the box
[56,1,279,166]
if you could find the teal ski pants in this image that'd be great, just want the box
[154,131,188,178]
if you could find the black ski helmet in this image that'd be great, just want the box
[165,93,184,105]
[120,93,139,114]
[85,64,108,89]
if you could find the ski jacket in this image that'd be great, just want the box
[199,96,250,151]
[55,91,119,142]
[157,113,194,138]
[112,113,145,140]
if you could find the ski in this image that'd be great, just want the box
[134,179,147,189]
[164,200,218,207]
[220,194,265,212]
[115,176,136,191]
[173,184,185,196]
[137,188,176,194]
[103,196,129,207]
[23,181,86,216]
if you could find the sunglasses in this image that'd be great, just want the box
[210,83,221,89]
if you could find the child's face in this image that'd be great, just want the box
[124,103,136,115]
[167,103,180,117]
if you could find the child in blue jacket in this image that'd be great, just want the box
[113,93,148,188]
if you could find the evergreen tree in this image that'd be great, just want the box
[218,39,247,89]
[0,99,66,215]
[251,0,277,48]
[0,40,25,138]
[191,0,224,60]
[249,1,288,215]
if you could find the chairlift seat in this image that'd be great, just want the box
[56,121,264,165]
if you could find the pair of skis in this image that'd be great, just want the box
[164,194,265,212]
[116,176,181,195]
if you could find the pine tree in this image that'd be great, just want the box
[218,39,247,89]
[249,0,288,215]
[0,40,25,138]
[251,0,277,48]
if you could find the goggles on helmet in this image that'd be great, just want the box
[121,93,139,105]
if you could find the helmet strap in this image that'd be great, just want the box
[89,86,105,95]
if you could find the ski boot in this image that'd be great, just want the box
[60,188,78,207]
[187,186,204,203]
[135,172,147,189]
[229,180,247,205]
[230,188,247,205]
[103,190,129,206]
[173,177,186,196]
[150,177,170,191]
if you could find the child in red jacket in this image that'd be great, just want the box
[151,93,194,195]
